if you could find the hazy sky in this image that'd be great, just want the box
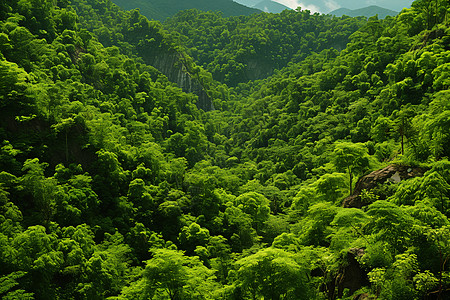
[274,0,415,13]
[234,0,415,13]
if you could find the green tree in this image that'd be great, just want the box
[51,117,75,163]
[393,106,416,156]
[178,222,210,255]
[207,235,232,283]
[20,159,59,226]
[423,91,450,159]
[368,252,419,300]
[234,247,311,300]
[366,201,416,254]
[315,172,347,203]
[92,150,128,206]
[12,226,63,300]
[234,192,270,233]
[0,271,34,300]
[79,232,132,299]
[222,206,256,251]
[332,142,370,195]
[424,225,450,298]
[133,248,218,300]
[296,202,338,246]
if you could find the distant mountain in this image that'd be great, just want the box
[111,0,261,21]
[234,0,261,7]
[330,8,352,16]
[253,0,292,13]
[329,5,398,18]
[235,0,413,14]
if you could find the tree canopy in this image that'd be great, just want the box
[1,0,450,299]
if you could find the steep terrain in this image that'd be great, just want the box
[164,9,366,86]
[0,0,450,299]
[71,0,220,111]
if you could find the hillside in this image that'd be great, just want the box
[234,0,261,7]
[111,0,261,21]
[164,9,366,86]
[1,0,450,299]
[253,0,292,13]
[330,5,398,18]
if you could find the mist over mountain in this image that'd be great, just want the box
[253,0,292,13]
[330,5,398,18]
[325,0,413,12]
[236,0,414,13]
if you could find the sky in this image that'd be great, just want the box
[273,0,415,13]
[235,0,415,13]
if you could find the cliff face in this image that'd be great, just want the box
[244,58,273,81]
[149,51,214,111]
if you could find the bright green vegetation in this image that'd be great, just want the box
[1,0,450,299]
[164,9,366,86]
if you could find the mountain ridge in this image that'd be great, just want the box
[111,0,261,21]
[330,5,398,18]
[252,0,292,13]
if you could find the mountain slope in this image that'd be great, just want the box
[234,0,261,6]
[253,0,292,13]
[111,0,261,21]
[330,5,398,18]
[164,9,366,86]
[1,0,450,299]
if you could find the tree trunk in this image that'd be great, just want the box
[349,168,353,195]
[401,134,404,155]
[65,129,69,163]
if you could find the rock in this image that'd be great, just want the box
[349,247,365,257]
[389,171,401,183]
[147,52,214,111]
[324,248,369,299]
[337,248,368,298]
[342,164,427,208]
[353,292,376,300]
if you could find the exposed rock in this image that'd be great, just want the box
[353,292,376,300]
[149,52,214,111]
[324,248,369,299]
[245,58,273,81]
[348,247,365,257]
[336,248,368,298]
[342,164,427,208]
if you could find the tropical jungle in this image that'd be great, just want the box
[0,0,450,299]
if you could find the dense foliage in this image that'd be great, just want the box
[164,9,366,86]
[0,0,450,299]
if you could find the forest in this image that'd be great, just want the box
[0,0,449,299]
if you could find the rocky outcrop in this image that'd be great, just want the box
[353,293,375,300]
[244,58,273,81]
[148,52,214,111]
[336,248,369,298]
[323,248,369,300]
[342,164,427,208]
